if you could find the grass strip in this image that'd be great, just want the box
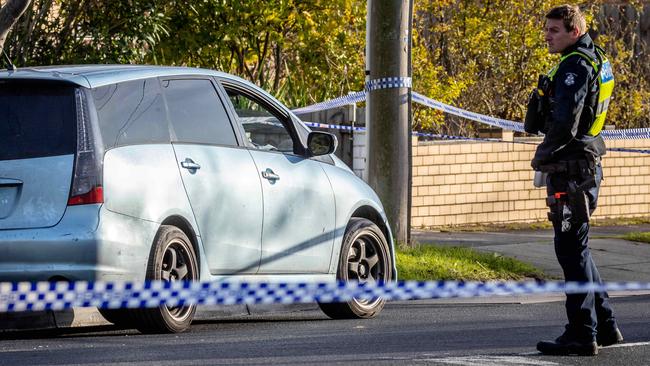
[622,232,650,244]
[424,216,650,233]
[395,244,545,281]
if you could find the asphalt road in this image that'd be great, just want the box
[1,295,649,366]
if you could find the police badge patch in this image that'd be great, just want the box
[564,73,577,86]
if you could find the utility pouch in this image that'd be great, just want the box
[546,193,572,232]
[567,181,590,224]
[524,89,544,134]
[577,160,598,187]
[524,75,550,134]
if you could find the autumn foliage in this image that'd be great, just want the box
[4,1,648,132]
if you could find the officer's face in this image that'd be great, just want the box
[544,18,580,54]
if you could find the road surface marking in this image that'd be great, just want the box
[421,356,559,365]
[606,341,650,349]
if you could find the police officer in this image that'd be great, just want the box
[525,5,623,356]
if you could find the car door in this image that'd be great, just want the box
[162,77,263,274]
[220,80,336,274]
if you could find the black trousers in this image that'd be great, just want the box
[546,164,617,340]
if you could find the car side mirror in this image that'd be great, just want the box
[307,131,337,156]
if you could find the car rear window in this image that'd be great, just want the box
[92,78,170,149]
[0,81,76,161]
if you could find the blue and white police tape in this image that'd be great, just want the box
[2,280,650,312]
[303,121,366,132]
[292,87,528,134]
[601,128,650,140]
[304,120,529,144]
[607,147,650,154]
[411,92,528,134]
[291,77,412,115]
[412,92,650,143]
[365,76,412,92]
[304,120,650,153]
[412,131,538,145]
[291,81,650,141]
[291,91,366,115]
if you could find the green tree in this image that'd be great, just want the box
[6,0,365,109]
[0,0,31,54]
[7,0,169,65]
[412,0,649,134]
[4,1,648,129]
[150,0,366,108]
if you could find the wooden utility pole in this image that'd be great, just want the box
[367,0,412,245]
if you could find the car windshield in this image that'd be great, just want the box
[0,81,76,161]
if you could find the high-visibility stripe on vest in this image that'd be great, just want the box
[547,48,614,136]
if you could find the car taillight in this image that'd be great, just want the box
[69,88,104,205]
[68,186,104,205]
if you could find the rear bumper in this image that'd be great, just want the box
[0,205,158,282]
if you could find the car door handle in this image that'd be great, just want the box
[181,158,201,170]
[261,168,280,181]
[0,178,22,187]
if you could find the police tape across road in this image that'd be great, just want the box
[2,280,650,312]
[291,78,650,141]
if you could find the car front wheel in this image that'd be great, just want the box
[318,217,393,319]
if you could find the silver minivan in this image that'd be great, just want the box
[0,65,395,333]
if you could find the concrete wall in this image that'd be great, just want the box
[313,111,650,228]
[411,138,650,228]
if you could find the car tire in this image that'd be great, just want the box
[131,225,199,333]
[318,218,392,319]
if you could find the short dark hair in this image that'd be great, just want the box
[546,4,586,34]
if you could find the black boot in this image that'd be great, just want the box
[537,329,598,356]
[597,327,623,347]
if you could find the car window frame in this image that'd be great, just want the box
[217,77,307,157]
[158,75,245,148]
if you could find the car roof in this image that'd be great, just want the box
[0,64,246,88]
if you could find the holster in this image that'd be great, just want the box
[546,193,573,232]
[544,160,598,232]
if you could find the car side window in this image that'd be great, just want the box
[92,79,170,149]
[163,79,237,146]
[226,89,295,153]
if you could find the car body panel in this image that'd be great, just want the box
[172,143,264,274]
[250,150,336,273]
[320,155,396,276]
[0,155,74,229]
[0,204,101,281]
[103,145,194,224]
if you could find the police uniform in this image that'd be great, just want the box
[526,33,622,353]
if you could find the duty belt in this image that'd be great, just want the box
[538,158,599,175]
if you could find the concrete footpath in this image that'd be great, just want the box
[413,224,650,282]
[2,224,650,333]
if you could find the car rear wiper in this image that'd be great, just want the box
[2,49,16,71]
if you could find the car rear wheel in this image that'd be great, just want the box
[318,218,392,319]
[132,225,198,333]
